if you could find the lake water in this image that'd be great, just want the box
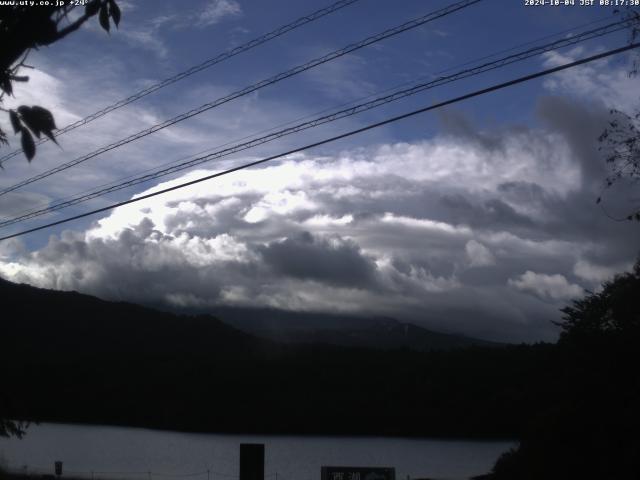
[0,424,514,480]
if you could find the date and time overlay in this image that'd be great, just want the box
[2,0,640,8]
[525,0,639,6]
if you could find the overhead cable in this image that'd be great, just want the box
[0,0,482,197]
[0,0,362,166]
[0,17,634,229]
[1,42,637,242]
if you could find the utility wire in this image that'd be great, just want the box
[0,0,362,166]
[0,0,482,197]
[1,42,637,242]
[0,17,634,229]
[0,13,625,224]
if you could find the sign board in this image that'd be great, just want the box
[54,461,63,476]
[321,467,395,480]
[240,443,264,480]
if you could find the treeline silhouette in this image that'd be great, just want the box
[484,261,640,480]
[2,262,639,479]
[0,277,552,439]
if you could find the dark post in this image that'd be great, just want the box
[239,444,264,480]
[54,461,63,477]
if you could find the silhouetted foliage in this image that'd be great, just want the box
[0,0,120,162]
[598,108,640,220]
[0,277,553,439]
[0,2,121,435]
[597,7,640,219]
[557,260,640,342]
[3,264,639,478]
[0,419,26,439]
[488,260,640,479]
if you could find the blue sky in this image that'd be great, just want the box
[0,0,639,342]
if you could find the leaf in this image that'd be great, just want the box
[30,106,57,130]
[85,0,101,16]
[9,110,21,134]
[99,4,110,32]
[17,105,58,143]
[21,129,35,162]
[109,0,121,27]
[596,197,601,204]
[32,106,58,144]
[1,77,12,96]
[17,106,41,138]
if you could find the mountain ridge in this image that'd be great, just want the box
[0,276,500,350]
[0,275,551,439]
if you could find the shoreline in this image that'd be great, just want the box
[3,420,519,443]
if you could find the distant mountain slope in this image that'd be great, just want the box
[0,276,552,438]
[208,306,501,350]
[0,277,267,359]
[0,277,500,352]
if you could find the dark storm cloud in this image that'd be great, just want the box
[533,96,640,262]
[3,64,639,343]
[257,231,378,289]
[437,108,504,152]
[439,193,536,230]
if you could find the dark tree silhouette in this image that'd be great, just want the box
[0,0,120,438]
[597,7,640,220]
[557,260,640,341]
[0,0,120,162]
[488,260,640,480]
[0,419,27,438]
[598,107,640,220]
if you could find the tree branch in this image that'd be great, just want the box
[41,12,92,45]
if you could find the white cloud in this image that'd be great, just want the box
[0,129,595,343]
[304,53,377,101]
[119,27,170,59]
[2,112,634,343]
[465,239,495,267]
[508,271,583,301]
[573,259,632,285]
[2,46,640,343]
[380,213,470,236]
[1,68,81,128]
[542,47,639,111]
[197,0,242,27]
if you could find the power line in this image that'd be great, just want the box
[0,16,634,229]
[0,0,362,166]
[0,0,483,197]
[1,42,636,242]
[0,13,627,225]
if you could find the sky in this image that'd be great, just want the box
[0,0,639,342]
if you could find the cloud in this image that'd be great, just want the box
[2,41,640,344]
[508,271,583,301]
[465,240,495,267]
[196,0,242,27]
[542,47,639,111]
[257,231,378,289]
[3,93,638,342]
[119,26,170,59]
[0,126,604,343]
[573,258,632,285]
[303,52,377,101]
[111,0,241,57]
